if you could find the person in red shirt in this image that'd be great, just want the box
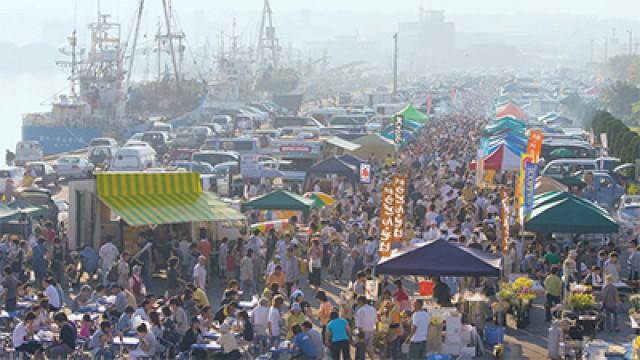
[197,237,211,262]
[393,279,410,311]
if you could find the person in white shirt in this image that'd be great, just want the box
[355,296,377,359]
[13,312,41,355]
[252,298,270,337]
[268,295,284,347]
[405,299,431,359]
[193,256,207,290]
[43,277,61,310]
[99,236,120,286]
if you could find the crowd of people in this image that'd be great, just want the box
[1,86,636,360]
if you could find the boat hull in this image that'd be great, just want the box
[22,125,102,155]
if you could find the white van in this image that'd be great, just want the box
[541,159,597,177]
[15,141,43,166]
[0,167,24,193]
[109,147,157,171]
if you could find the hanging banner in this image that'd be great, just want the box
[527,130,544,163]
[523,162,538,218]
[426,93,433,114]
[379,182,394,257]
[500,188,510,255]
[516,154,534,207]
[475,149,484,187]
[394,114,404,145]
[391,175,407,244]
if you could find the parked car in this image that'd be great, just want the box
[15,141,43,166]
[172,161,215,175]
[577,171,626,209]
[89,146,115,167]
[141,131,171,156]
[128,132,144,142]
[54,156,94,178]
[88,137,118,150]
[192,151,240,168]
[25,161,57,187]
[109,147,157,172]
[617,195,640,234]
[0,167,24,193]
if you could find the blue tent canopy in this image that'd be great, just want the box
[376,239,501,277]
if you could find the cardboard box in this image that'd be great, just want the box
[461,345,476,357]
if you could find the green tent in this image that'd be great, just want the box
[7,199,48,218]
[0,204,20,222]
[241,190,316,212]
[524,192,618,233]
[399,105,429,124]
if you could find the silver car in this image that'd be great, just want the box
[54,156,94,178]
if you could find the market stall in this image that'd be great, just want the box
[376,239,500,357]
[302,157,359,192]
[376,238,501,277]
[349,134,396,161]
[523,192,618,233]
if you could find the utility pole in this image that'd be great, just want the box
[604,37,609,61]
[589,38,594,64]
[393,32,398,94]
[629,29,634,55]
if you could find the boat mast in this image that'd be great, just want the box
[125,0,145,90]
[161,0,181,89]
[256,0,279,71]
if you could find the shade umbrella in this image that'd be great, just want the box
[304,192,336,207]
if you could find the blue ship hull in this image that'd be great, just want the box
[22,126,102,155]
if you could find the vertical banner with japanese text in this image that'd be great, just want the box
[526,130,544,163]
[523,162,538,218]
[516,154,533,207]
[500,188,510,255]
[394,114,404,145]
[476,149,485,187]
[391,175,407,244]
[379,183,394,257]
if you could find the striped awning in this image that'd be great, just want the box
[97,173,244,226]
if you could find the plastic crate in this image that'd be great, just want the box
[427,354,452,360]
[484,324,505,346]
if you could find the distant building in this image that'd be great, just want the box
[397,10,455,73]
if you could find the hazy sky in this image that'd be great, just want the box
[2,0,639,50]
[0,0,636,17]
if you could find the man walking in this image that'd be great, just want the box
[544,266,562,322]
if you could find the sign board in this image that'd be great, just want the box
[391,175,407,244]
[394,114,404,144]
[359,162,372,184]
[366,279,379,299]
[379,183,394,257]
[240,154,262,178]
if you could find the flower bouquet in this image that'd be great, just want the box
[568,292,595,313]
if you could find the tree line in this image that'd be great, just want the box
[591,110,640,163]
